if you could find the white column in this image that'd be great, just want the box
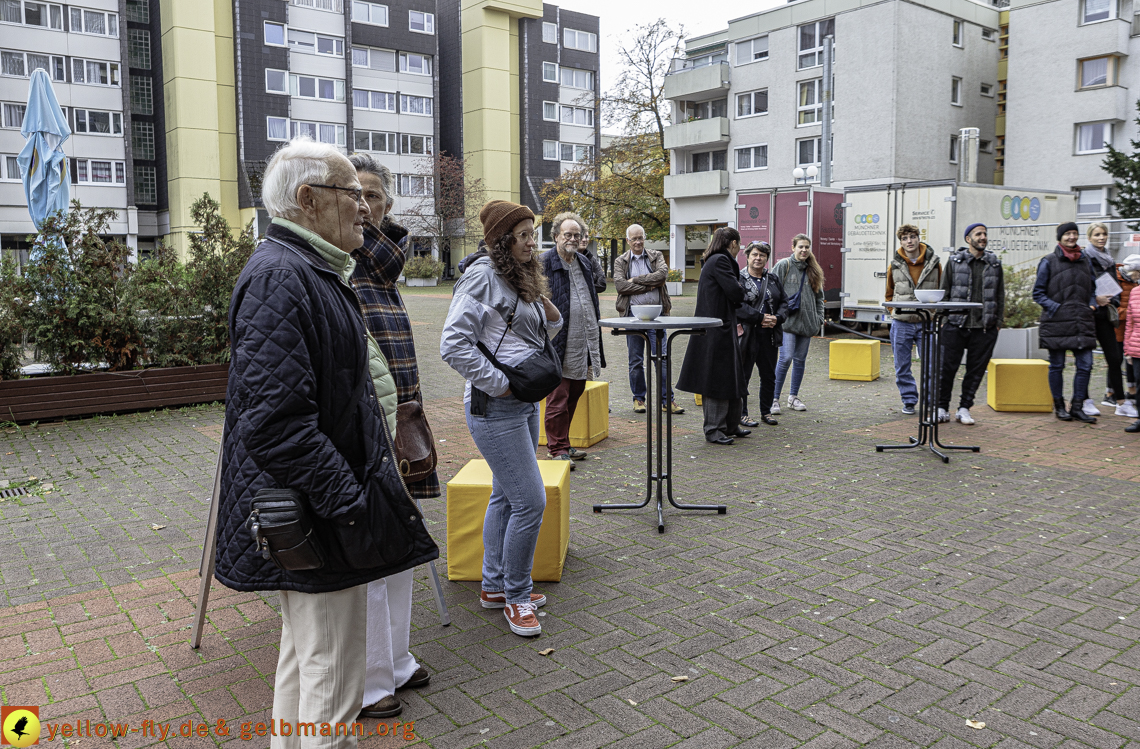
[669,223,684,271]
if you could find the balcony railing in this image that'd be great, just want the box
[293,0,343,11]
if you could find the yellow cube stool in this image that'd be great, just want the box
[445,459,571,582]
[538,380,609,448]
[694,394,702,406]
[829,339,881,381]
[986,359,1052,412]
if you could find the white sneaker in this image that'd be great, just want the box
[955,407,975,425]
[937,408,951,423]
[1082,399,1101,417]
[788,395,807,411]
[770,399,782,415]
[1115,400,1139,418]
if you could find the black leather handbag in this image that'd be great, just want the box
[475,297,562,403]
[246,488,326,571]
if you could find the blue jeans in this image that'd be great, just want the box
[890,321,922,405]
[774,333,811,399]
[1047,347,1094,404]
[465,394,546,604]
[627,329,671,404]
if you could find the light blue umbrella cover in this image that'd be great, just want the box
[17,68,71,230]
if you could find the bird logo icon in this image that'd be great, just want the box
[1,707,40,747]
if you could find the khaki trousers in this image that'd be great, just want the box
[272,584,368,749]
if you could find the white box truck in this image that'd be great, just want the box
[840,181,1077,323]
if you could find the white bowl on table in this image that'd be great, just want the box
[631,304,663,321]
[913,290,945,303]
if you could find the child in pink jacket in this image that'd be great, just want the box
[1123,254,1140,433]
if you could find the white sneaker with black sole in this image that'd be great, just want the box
[1082,399,1101,417]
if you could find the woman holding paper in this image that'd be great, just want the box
[1085,223,1128,415]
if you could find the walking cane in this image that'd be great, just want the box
[191,435,450,649]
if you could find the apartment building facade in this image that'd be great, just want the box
[663,0,1001,271]
[1002,0,1136,225]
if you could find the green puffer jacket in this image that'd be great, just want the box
[277,219,399,438]
[772,257,825,337]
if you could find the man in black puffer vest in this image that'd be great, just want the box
[938,223,1005,426]
[1033,222,1098,423]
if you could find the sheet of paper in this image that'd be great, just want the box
[1096,272,1123,297]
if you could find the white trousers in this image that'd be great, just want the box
[362,569,418,706]
[271,584,367,749]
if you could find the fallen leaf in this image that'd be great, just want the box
[41,483,53,491]
[627,699,637,706]
[971,466,982,470]
[538,648,555,656]
[966,720,986,730]
[150,524,166,531]
[670,675,689,683]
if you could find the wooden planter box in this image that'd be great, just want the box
[0,363,229,423]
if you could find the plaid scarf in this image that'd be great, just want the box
[351,221,440,499]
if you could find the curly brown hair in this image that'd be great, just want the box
[488,232,550,304]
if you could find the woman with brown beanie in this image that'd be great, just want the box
[440,200,561,637]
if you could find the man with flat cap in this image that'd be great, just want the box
[937,222,1004,426]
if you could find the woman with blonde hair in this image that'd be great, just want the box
[770,234,825,413]
[1085,222,1129,415]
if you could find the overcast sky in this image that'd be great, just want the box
[555,0,786,132]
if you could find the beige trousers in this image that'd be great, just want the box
[271,584,368,749]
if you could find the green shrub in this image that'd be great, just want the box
[0,253,24,379]
[1003,267,1042,329]
[404,255,444,279]
[666,269,683,282]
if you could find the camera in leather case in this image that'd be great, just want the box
[246,488,326,571]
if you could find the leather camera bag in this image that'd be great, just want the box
[395,397,437,482]
[246,488,326,571]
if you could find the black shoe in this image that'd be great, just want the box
[760,415,778,426]
[707,436,734,445]
[400,666,430,689]
[360,695,402,719]
[1069,406,1096,423]
[1054,399,1072,421]
[740,416,759,427]
[1126,419,1140,433]
[730,429,751,437]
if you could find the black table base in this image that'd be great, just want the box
[593,327,726,533]
[875,308,980,463]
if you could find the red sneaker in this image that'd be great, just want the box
[503,602,541,636]
[481,590,546,609]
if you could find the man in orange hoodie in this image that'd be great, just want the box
[884,224,942,414]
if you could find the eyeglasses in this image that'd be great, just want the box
[561,233,582,240]
[512,230,535,242]
[306,184,364,203]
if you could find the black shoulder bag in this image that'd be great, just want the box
[473,296,563,405]
[785,268,807,314]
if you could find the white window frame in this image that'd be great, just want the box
[354,130,397,153]
[73,108,122,136]
[797,79,822,126]
[1076,121,1113,154]
[1081,0,1116,24]
[1,102,26,128]
[563,28,597,52]
[559,143,593,164]
[70,57,120,87]
[735,36,768,65]
[399,94,433,116]
[289,74,345,102]
[953,19,963,47]
[1079,55,1116,89]
[559,67,594,90]
[68,7,117,36]
[796,137,822,169]
[691,149,727,173]
[267,116,289,141]
[264,21,286,47]
[542,61,558,82]
[2,50,69,81]
[542,21,557,44]
[951,76,962,106]
[798,18,834,70]
[288,29,344,57]
[72,158,126,184]
[980,82,994,97]
[542,140,558,160]
[400,133,433,155]
[1,1,64,30]
[1077,186,1110,216]
[735,143,768,172]
[2,154,22,181]
[352,46,396,71]
[288,119,346,146]
[542,101,558,121]
[399,52,431,75]
[352,89,396,112]
[559,105,594,127]
[399,173,432,196]
[265,68,288,94]
[736,88,768,119]
[351,1,388,26]
[981,27,996,40]
[408,10,433,34]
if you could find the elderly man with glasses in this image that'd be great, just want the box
[540,211,606,468]
[217,137,438,749]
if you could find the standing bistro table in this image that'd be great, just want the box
[877,301,983,463]
[596,316,726,533]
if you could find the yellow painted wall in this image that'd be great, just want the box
[160,0,240,257]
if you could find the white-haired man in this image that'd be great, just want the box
[614,224,681,414]
[217,138,438,749]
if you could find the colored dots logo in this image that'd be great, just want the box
[854,214,880,224]
[1000,195,1041,221]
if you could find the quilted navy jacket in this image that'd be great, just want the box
[540,248,604,366]
[216,223,439,594]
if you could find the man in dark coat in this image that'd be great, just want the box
[1033,221,1099,423]
[677,228,749,444]
[219,139,438,743]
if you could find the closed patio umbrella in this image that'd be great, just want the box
[17,68,71,229]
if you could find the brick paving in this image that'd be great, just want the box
[1,289,1139,748]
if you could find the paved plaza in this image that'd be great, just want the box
[2,287,1139,748]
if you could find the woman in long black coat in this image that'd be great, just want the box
[677,227,749,444]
